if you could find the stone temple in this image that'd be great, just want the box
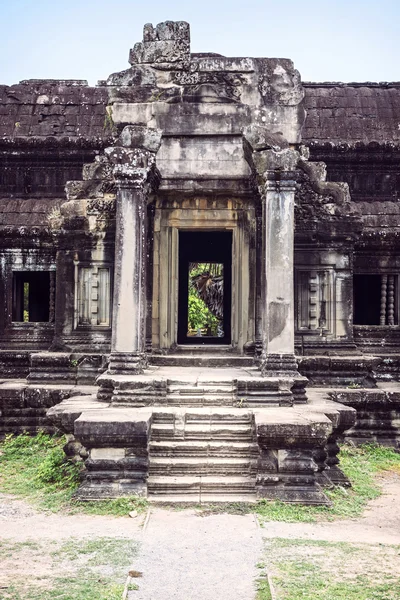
[1,21,400,503]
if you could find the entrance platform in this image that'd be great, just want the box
[44,364,356,504]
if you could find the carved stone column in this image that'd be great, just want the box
[105,126,162,375]
[261,172,298,376]
[108,179,149,373]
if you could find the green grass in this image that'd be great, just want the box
[2,433,399,523]
[255,561,273,600]
[0,432,148,516]
[52,537,138,566]
[255,443,400,523]
[264,538,400,600]
[256,575,273,600]
[0,537,138,600]
[1,581,126,600]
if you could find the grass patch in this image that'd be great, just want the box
[255,443,400,523]
[1,581,126,600]
[264,538,400,600]
[52,537,138,567]
[0,537,136,600]
[0,432,148,516]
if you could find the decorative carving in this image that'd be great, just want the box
[257,59,304,106]
[82,156,113,182]
[388,275,395,326]
[86,197,116,216]
[105,125,162,189]
[65,179,116,200]
[173,69,244,103]
[295,153,362,226]
[129,21,190,70]
[380,274,388,325]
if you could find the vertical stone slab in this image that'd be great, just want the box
[110,182,148,372]
[263,177,297,371]
[50,250,75,351]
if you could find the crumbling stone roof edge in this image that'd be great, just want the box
[0,136,113,150]
[303,81,400,88]
[305,140,400,152]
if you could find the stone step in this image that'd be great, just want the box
[151,409,253,424]
[148,493,258,503]
[147,475,256,495]
[149,440,259,457]
[150,355,254,368]
[165,394,235,407]
[151,423,253,441]
[167,384,235,393]
[149,457,257,476]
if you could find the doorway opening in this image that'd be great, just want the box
[178,231,232,345]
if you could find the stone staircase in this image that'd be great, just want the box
[147,408,258,501]
[166,378,236,407]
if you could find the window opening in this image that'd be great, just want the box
[12,271,51,322]
[354,274,398,325]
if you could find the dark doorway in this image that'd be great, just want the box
[12,271,51,322]
[353,274,381,325]
[178,231,232,345]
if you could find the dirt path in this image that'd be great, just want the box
[128,509,262,600]
[261,473,400,546]
[1,475,400,599]
[0,493,144,541]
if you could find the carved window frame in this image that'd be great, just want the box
[74,262,113,329]
[294,267,335,336]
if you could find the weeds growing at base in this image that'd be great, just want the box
[0,431,148,516]
[1,432,399,522]
[255,443,400,523]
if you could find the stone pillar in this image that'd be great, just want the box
[261,174,298,376]
[50,249,75,351]
[104,125,162,375]
[108,179,149,374]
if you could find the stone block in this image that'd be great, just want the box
[74,409,152,447]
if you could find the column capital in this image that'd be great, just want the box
[105,146,161,192]
[105,124,163,192]
[263,174,298,194]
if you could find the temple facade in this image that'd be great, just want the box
[1,22,400,502]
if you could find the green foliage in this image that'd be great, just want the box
[347,382,361,389]
[255,443,400,523]
[0,432,148,516]
[36,444,81,488]
[187,263,220,333]
[0,432,81,511]
[73,496,148,516]
[188,291,219,331]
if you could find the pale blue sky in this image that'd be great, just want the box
[0,0,398,85]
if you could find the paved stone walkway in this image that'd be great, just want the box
[128,508,263,600]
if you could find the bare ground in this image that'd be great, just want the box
[1,474,400,599]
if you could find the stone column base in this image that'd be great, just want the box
[260,353,308,403]
[261,353,298,375]
[108,352,146,375]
